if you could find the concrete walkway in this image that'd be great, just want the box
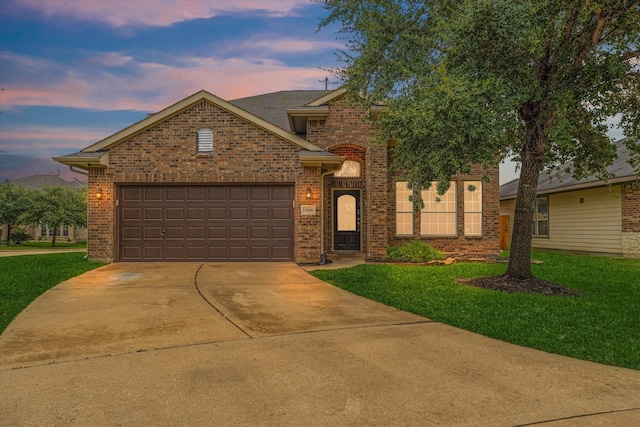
[1,263,639,426]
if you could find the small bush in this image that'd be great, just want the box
[10,229,31,245]
[387,240,446,263]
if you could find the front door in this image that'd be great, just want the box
[333,190,361,251]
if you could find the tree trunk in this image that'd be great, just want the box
[506,113,546,279]
[51,227,57,247]
[6,224,12,246]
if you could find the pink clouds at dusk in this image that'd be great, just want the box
[15,0,310,27]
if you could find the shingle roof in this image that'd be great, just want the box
[11,174,86,190]
[500,138,638,199]
[230,90,331,131]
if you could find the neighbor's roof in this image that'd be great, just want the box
[11,174,85,190]
[500,138,638,200]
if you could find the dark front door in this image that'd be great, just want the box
[333,190,361,251]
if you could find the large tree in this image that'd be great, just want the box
[0,182,32,246]
[320,0,639,286]
[21,186,87,247]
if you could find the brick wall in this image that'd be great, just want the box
[87,99,318,262]
[622,183,640,258]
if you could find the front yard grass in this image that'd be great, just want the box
[0,253,104,332]
[0,241,87,250]
[311,251,640,370]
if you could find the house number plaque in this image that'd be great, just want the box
[300,205,316,215]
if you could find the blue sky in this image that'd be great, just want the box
[3,0,620,185]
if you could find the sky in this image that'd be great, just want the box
[0,0,623,186]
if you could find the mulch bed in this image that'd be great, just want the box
[458,274,581,296]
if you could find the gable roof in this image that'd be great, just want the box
[500,138,638,200]
[229,90,331,131]
[54,89,344,171]
[11,174,85,190]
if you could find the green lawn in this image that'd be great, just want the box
[0,253,104,332]
[0,241,87,250]
[311,251,640,370]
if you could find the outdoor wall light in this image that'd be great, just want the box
[96,187,103,199]
[306,187,312,199]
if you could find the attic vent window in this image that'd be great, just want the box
[197,128,213,153]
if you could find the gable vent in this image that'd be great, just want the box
[197,128,213,153]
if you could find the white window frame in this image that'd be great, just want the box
[533,196,549,237]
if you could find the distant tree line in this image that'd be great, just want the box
[0,182,87,247]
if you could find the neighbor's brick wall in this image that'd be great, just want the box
[622,183,640,258]
[88,100,320,262]
[387,163,500,257]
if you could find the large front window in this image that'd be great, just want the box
[533,196,549,237]
[421,182,457,236]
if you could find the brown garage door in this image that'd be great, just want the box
[118,185,294,262]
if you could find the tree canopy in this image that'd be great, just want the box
[21,186,87,247]
[320,0,640,284]
[0,182,32,245]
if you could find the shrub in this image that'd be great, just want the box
[10,229,31,245]
[387,240,446,263]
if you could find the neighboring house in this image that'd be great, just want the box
[2,174,87,243]
[500,138,639,257]
[54,89,499,263]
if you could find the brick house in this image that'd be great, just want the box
[500,138,640,257]
[54,89,499,263]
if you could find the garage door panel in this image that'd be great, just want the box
[122,207,141,220]
[229,187,249,201]
[272,186,293,200]
[229,207,248,220]
[164,246,185,259]
[251,226,269,239]
[251,207,269,220]
[272,246,293,260]
[165,187,185,201]
[164,227,184,239]
[272,207,292,220]
[188,227,206,239]
[119,185,293,261]
[144,188,163,201]
[209,207,227,220]
[228,246,249,259]
[144,208,163,220]
[165,207,184,220]
[251,187,270,200]
[187,207,205,220]
[229,227,248,239]
[144,246,163,259]
[122,227,142,239]
[187,187,205,200]
[208,227,227,239]
[272,226,292,239]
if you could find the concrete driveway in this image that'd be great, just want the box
[1,263,639,426]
